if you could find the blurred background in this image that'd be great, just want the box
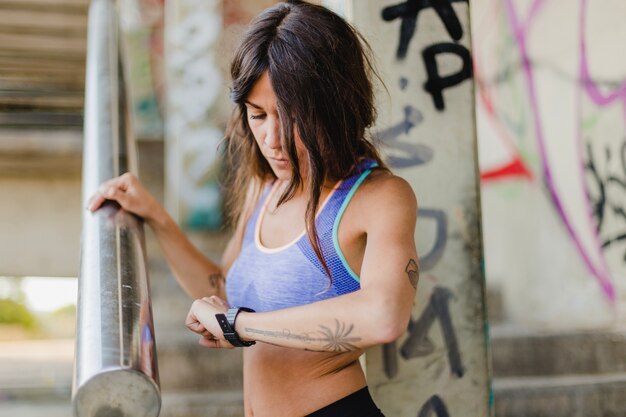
[0,0,624,416]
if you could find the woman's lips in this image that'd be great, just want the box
[270,157,289,165]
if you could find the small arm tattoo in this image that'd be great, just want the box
[243,328,317,343]
[405,259,419,289]
[318,320,361,352]
[244,319,362,352]
[208,273,225,289]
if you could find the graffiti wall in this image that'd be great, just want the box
[348,1,492,416]
[119,0,165,140]
[163,0,276,230]
[163,0,224,230]
[473,0,626,328]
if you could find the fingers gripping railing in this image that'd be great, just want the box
[73,0,161,416]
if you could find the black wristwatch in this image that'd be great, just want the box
[215,307,256,347]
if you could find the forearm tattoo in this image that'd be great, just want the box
[405,258,420,289]
[208,272,225,289]
[244,319,362,352]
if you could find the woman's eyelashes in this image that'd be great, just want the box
[249,113,266,120]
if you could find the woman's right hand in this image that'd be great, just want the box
[87,172,164,224]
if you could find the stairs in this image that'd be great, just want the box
[0,0,90,277]
[0,0,88,129]
[0,137,246,416]
[0,1,247,415]
[0,339,245,417]
[0,391,244,417]
[0,257,246,417]
[488,288,626,417]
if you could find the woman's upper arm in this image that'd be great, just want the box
[358,175,419,332]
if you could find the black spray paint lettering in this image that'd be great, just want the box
[402,286,464,376]
[585,140,626,257]
[382,0,468,60]
[382,341,399,379]
[375,105,433,168]
[418,208,447,271]
[383,286,464,379]
[382,0,472,111]
[422,43,473,111]
[418,395,451,417]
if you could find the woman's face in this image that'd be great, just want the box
[244,71,307,181]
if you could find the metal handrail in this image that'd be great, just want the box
[72,0,161,416]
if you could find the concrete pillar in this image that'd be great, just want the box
[164,0,225,230]
[163,0,278,231]
[347,1,492,416]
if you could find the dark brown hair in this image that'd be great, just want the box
[224,0,386,280]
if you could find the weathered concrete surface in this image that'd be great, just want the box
[491,325,626,377]
[474,0,626,329]
[494,373,626,417]
[0,389,244,417]
[348,1,491,417]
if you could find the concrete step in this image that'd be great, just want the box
[0,339,74,401]
[0,336,242,401]
[161,390,244,417]
[0,111,83,129]
[0,0,89,14]
[0,389,244,417]
[494,373,626,417]
[490,324,626,377]
[0,0,88,118]
[157,333,243,391]
[0,128,82,175]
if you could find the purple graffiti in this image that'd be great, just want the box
[504,0,621,302]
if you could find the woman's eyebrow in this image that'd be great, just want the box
[244,100,263,110]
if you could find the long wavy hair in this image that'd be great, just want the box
[224,0,387,280]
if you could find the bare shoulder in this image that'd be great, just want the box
[351,170,418,230]
[359,170,417,211]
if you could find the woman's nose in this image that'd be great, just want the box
[264,118,281,149]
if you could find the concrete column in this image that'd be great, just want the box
[163,0,279,231]
[164,0,225,230]
[348,1,492,416]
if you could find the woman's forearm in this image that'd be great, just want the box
[87,172,227,300]
[234,288,412,352]
[147,209,226,300]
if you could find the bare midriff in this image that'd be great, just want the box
[243,343,367,417]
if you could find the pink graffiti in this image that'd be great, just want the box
[473,1,533,183]
[579,0,626,120]
[474,65,533,182]
[501,0,625,302]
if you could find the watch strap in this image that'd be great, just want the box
[216,307,255,347]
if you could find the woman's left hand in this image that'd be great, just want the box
[185,296,234,349]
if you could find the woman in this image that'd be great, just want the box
[88,1,418,416]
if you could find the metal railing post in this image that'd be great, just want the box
[72,0,161,415]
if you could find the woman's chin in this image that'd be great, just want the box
[272,170,292,181]
[269,159,291,178]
